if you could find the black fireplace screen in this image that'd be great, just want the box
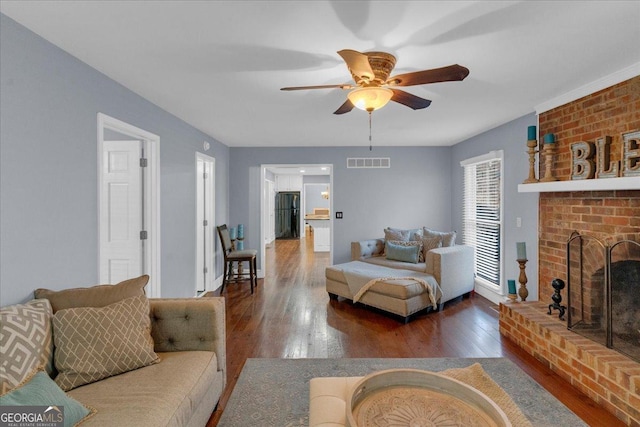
[566,232,640,362]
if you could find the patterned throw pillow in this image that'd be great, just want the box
[0,370,96,427]
[421,236,443,260]
[0,299,54,394]
[384,228,423,257]
[52,295,159,391]
[384,228,410,242]
[423,227,457,247]
[384,227,423,242]
[388,240,425,262]
[34,275,149,313]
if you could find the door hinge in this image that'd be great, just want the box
[140,158,148,168]
[140,230,148,240]
[203,220,208,226]
[203,172,208,179]
[203,267,208,274]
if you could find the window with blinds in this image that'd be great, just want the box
[461,151,503,288]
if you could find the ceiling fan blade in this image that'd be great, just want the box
[333,99,355,115]
[337,49,375,82]
[281,84,353,91]
[390,89,432,110]
[387,64,469,87]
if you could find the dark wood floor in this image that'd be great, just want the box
[207,229,622,426]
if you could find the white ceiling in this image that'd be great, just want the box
[2,1,639,148]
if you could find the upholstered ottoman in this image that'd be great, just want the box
[325,261,443,323]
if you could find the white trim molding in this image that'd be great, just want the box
[97,113,161,297]
[518,176,640,193]
[535,62,640,114]
[459,150,503,167]
[195,152,216,294]
[461,150,505,299]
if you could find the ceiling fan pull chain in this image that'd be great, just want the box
[368,111,372,151]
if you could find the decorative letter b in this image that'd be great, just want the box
[571,142,595,180]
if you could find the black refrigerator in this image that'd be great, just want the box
[275,192,300,239]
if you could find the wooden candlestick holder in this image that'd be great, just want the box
[523,139,539,183]
[540,143,558,182]
[517,259,529,302]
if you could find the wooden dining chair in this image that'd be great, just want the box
[217,224,258,294]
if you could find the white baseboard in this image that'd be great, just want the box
[473,281,504,305]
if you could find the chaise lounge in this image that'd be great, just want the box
[326,227,475,322]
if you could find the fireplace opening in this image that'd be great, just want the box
[567,233,640,362]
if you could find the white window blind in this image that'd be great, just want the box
[461,151,503,288]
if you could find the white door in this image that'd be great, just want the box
[196,155,215,293]
[99,140,144,284]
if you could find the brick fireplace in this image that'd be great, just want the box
[500,75,640,424]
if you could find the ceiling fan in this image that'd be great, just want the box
[281,49,469,115]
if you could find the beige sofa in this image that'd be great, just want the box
[71,297,226,426]
[1,294,226,427]
[325,238,475,321]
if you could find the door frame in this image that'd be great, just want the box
[97,113,161,297]
[195,152,216,294]
[260,164,333,277]
[263,178,275,245]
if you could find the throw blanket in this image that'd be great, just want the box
[342,261,442,309]
[353,277,437,309]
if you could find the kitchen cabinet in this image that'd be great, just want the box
[306,219,330,252]
[275,174,303,191]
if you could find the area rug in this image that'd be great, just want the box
[217,357,586,427]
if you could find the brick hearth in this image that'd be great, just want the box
[499,302,640,425]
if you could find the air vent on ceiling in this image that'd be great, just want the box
[346,157,391,169]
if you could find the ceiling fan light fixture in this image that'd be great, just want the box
[347,87,393,112]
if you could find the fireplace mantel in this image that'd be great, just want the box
[518,176,640,193]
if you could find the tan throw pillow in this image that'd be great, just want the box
[384,227,423,242]
[384,228,422,256]
[388,240,425,262]
[0,299,54,394]
[384,228,410,242]
[52,295,159,391]
[34,275,149,313]
[421,236,443,260]
[423,227,456,247]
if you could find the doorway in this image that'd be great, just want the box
[97,113,160,297]
[196,153,215,293]
[260,164,333,277]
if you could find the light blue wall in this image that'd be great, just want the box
[229,146,454,265]
[303,175,331,215]
[304,183,330,215]
[451,113,539,301]
[0,14,230,305]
